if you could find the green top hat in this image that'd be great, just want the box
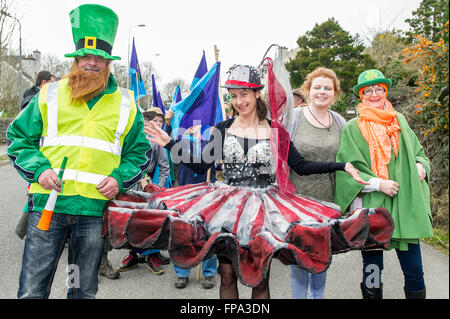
[64,4,121,60]
[353,69,392,96]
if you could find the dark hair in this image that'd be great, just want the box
[229,89,267,121]
[35,71,55,86]
[256,95,268,121]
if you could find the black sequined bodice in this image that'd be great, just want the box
[223,134,276,187]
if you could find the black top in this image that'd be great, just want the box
[20,86,40,111]
[165,118,346,180]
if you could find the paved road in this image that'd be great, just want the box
[0,163,448,299]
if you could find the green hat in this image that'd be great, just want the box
[353,69,392,96]
[64,4,121,60]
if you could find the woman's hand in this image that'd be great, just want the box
[379,179,400,197]
[344,163,370,185]
[165,109,174,126]
[416,162,426,182]
[144,120,171,146]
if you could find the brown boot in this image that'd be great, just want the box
[98,253,120,279]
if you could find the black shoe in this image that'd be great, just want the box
[360,282,383,299]
[202,276,215,289]
[146,255,165,275]
[155,252,171,265]
[404,287,426,299]
[138,255,146,263]
[117,253,139,272]
[175,277,188,289]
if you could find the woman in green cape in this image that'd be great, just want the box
[334,69,433,299]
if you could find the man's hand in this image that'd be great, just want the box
[38,169,63,192]
[96,177,119,199]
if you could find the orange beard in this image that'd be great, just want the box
[66,61,110,102]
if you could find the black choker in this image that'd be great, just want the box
[307,106,332,131]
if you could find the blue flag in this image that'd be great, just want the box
[157,91,165,113]
[170,62,221,140]
[215,95,223,124]
[151,74,165,114]
[188,51,223,129]
[189,50,207,91]
[172,85,182,105]
[129,38,147,102]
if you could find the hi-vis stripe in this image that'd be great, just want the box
[40,82,131,186]
[40,83,131,157]
[54,168,107,185]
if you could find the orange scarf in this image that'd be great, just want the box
[357,100,401,180]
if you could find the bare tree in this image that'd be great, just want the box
[0,0,19,115]
[139,60,158,109]
[0,0,16,73]
[359,4,410,45]
[163,78,189,104]
[140,60,156,88]
[41,53,72,79]
[110,61,128,88]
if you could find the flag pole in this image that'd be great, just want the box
[136,72,140,108]
[211,45,226,184]
[214,45,226,120]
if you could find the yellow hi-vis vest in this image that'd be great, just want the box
[29,78,137,200]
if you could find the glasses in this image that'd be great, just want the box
[362,87,385,96]
[76,54,108,64]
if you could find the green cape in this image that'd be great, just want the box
[334,113,433,250]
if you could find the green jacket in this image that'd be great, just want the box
[334,112,433,250]
[7,74,151,217]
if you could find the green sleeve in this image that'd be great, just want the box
[6,93,52,183]
[398,114,431,184]
[110,108,151,192]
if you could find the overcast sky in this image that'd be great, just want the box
[13,0,422,88]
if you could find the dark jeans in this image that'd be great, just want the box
[362,243,425,291]
[18,211,105,299]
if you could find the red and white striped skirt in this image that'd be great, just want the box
[102,182,394,287]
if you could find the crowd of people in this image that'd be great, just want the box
[6,4,432,300]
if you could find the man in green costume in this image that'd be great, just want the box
[334,69,433,299]
[7,4,151,298]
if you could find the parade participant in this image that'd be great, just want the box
[118,107,170,275]
[104,65,393,299]
[20,71,56,111]
[173,125,217,289]
[292,88,305,108]
[286,67,346,299]
[334,69,433,299]
[7,4,150,299]
[141,107,171,190]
